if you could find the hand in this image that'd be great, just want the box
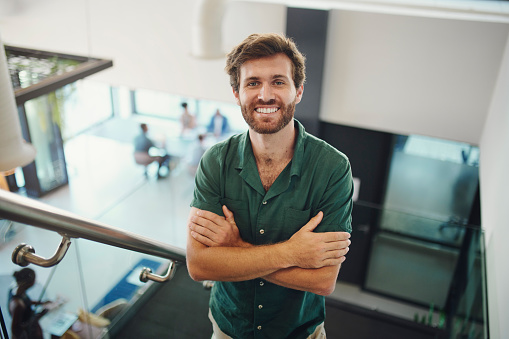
[283,212,351,269]
[189,206,248,247]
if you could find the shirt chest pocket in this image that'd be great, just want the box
[220,198,251,240]
[281,207,312,240]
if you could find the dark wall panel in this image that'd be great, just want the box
[320,122,394,285]
[320,122,393,204]
[286,7,328,136]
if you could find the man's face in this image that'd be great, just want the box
[234,53,304,134]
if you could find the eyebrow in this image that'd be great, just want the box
[243,74,290,83]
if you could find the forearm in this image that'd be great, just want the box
[263,264,341,296]
[187,238,291,282]
[187,207,349,283]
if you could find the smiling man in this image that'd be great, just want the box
[186,33,353,339]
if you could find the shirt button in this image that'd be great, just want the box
[259,229,265,235]
[262,201,267,205]
[257,326,262,330]
[258,304,263,309]
[259,281,264,286]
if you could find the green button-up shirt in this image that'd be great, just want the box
[191,120,353,339]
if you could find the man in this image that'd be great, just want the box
[207,109,230,138]
[133,123,170,178]
[187,33,353,338]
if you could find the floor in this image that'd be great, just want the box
[0,116,428,338]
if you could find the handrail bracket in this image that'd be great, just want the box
[139,260,176,283]
[12,235,72,267]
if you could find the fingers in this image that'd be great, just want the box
[319,231,351,243]
[190,230,215,247]
[222,205,235,223]
[189,221,218,238]
[196,209,224,224]
[300,211,324,232]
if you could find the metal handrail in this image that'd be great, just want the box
[0,189,186,268]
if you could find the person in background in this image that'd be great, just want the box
[133,123,170,178]
[8,268,50,339]
[180,102,197,136]
[207,109,230,138]
[186,33,353,338]
[188,133,207,175]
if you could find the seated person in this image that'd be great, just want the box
[133,123,170,177]
[9,268,50,339]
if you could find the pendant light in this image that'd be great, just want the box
[0,33,36,174]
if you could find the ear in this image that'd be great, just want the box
[295,85,304,104]
[232,87,241,106]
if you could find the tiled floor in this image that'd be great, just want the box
[1,116,428,338]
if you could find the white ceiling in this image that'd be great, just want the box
[235,0,509,22]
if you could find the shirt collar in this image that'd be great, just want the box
[236,119,307,178]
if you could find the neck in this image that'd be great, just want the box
[250,120,296,164]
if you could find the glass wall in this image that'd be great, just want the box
[360,134,485,338]
[132,87,247,136]
[17,80,114,197]
[60,81,114,141]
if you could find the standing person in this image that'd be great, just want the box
[8,268,49,339]
[207,109,230,138]
[180,102,196,136]
[186,33,353,338]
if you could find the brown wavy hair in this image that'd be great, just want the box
[225,33,306,93]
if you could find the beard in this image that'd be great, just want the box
[241,98,296,134]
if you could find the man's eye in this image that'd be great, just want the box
[274,81,285,85]
[247,82,258,87]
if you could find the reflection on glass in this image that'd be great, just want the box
[23,90,68,194]
[362,134,484,337]
[359,203,486,337]
[365,217,459,308]
[382,134,479,243]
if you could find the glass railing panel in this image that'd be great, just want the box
[448,229,487,339]
[355,202,486,337]
[0,219,171,339]
[365,231,460,309]
[1,222,96,339]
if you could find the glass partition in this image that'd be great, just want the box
[0,220,169,339]
[132,88,247,137]
[354,202,487,338]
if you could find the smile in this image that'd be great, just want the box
[255,107,279,114]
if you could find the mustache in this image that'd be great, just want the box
[256,99,277,106]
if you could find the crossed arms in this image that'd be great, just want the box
[186,205,351,296]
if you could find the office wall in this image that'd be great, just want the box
[480,32,509,339]
[321,9,509,145]
[0,0,286,104]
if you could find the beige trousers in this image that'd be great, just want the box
[209,309,326,339]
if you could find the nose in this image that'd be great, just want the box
[258,83,274,102]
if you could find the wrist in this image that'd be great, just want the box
[237,239,252,248]
[274,241,294,269]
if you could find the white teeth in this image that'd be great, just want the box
[256,107,278,113]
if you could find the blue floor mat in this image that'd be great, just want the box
[91,258,162,313]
